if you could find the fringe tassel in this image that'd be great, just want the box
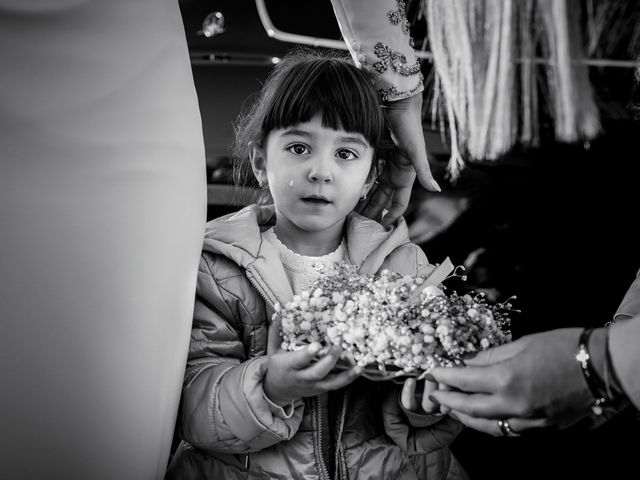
[423,0,602,179]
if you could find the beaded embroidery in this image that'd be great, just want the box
[387,0,415,47]
[387,0,410,35]
[373,42,421,76]
[378,73,424,102]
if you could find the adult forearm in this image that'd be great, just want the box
[609,316,640,409]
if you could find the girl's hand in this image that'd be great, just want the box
[400,377,440,414]
[263,342,361,406]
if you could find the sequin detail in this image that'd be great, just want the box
[373,43,421,76]
[387,0,410,34]
[378,73,424,102]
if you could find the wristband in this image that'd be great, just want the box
[575,328,608,415]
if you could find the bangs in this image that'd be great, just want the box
[262,57,384,147]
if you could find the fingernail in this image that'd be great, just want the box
[430,180,442,192]
[423,373,435,382]
[428,395,440,406]
[353,366,363,375]
[308,343,321,355]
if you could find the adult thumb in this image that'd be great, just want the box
[464,340,525,366]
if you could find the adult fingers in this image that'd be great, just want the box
[360,181,392,221]
[401,378,418,411]
[383,95,440,193]
[429,365,503,393]
[429,388,511,419]
[399,126,439,193]
[381,181,413,228]
[450,410,548,437]
[464,340,526,366]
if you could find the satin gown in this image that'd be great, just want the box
[0,1,205,478]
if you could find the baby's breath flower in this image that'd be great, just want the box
[274,261,514,378]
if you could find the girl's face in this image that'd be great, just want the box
[258,113,374,243]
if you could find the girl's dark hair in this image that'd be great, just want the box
[232,49,386,188]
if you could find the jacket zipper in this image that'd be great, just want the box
[248,268,331,479]
[246,269,275,309]
[314,396,331,480]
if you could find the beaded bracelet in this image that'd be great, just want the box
[575,328,608,415]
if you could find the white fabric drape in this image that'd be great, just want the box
[0,1,205,478]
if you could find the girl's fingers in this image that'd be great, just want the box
[266,317,283,355]
[298,346,341,379]
[287,342,323,370]
[401,378,418,411]
[420,379,439,413]
[436,383,451,414]
[316,365,362,392]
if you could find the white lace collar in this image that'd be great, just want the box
[262,227,345,273]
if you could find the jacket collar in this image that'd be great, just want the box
[202,204,412,307]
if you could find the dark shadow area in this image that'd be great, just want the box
[411,118,640,479]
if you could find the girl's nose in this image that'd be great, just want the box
[308,159,333,183]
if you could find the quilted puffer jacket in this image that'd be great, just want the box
[166,204,468,480]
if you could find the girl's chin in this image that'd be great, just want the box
[283,215,344,234]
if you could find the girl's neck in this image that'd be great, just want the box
[273,221,343,257]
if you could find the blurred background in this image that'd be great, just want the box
[179,1,640,478]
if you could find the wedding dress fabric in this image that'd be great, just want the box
[0,1,205,478]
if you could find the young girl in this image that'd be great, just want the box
[167,50,467,480]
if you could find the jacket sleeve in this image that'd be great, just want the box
[330,0,423,102]
[609,268,640,410]
[382,242,436,278]
[613,267,640,321]
[176,253,304,453]
[381,389,463,456]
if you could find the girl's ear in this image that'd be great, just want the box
[361,158,383,199]
[361,177,375,200]
[250,147,268,187]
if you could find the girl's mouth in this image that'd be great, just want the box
[302,196,331,205]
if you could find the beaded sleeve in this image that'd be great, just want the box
[330,0,423,102]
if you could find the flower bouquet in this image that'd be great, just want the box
[274,258,514,381]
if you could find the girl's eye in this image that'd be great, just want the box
[287,144,309,155]
[336,149,358,161]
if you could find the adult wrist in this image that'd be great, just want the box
[586,328,607,388]
[588,327,627,399]
[576,327,628,415]
[576,328,609,415]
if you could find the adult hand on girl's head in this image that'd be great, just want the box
[360,93,440,228]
